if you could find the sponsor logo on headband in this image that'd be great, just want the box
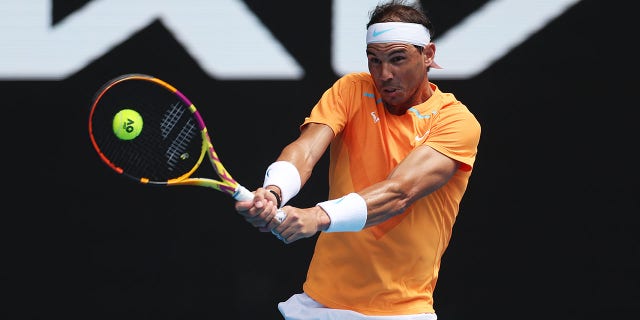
[372,28,394,37]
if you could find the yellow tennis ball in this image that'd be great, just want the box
[112,109,143,140]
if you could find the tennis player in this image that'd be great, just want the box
[236,0,481,318]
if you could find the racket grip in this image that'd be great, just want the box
[234,185,286,222]
[233,185,254,201]
[275,209,286,223]
[234,185,287,221]
[234,184,287,227]
[272,209,287,241]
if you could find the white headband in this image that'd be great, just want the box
[366,22,442,69]
[366,22,430,46]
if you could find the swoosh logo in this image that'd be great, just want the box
[415,130,430,141]
[372,28,393,37]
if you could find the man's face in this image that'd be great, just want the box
[366,42,428,112]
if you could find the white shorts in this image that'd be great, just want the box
[278,293,438,320]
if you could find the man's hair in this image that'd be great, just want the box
[366,0,434,38]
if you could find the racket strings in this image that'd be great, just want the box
[160,101,185,138]
[90,77,205,183]
[162,102,199,172]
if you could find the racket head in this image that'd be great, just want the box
[88,74,209,187]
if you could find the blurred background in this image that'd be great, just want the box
[3,1,637,319]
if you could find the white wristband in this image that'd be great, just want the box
[317,193,367,232]
[263,161,301,207]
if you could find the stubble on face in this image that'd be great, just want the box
[367,43,429,115]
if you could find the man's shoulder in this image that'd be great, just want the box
[336,72,375,91]
[340,72,373,83]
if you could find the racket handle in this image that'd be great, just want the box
[234,184,287,229]
[233,185,254,201]
[234,185,286,221]
[272,209,287,241]
[275,209,286,223]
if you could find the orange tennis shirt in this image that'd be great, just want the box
[300,72,481,315]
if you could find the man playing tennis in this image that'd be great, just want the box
[235,0,481,318]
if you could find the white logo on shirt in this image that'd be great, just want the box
[415,130,430,141]
[370,112,380,123]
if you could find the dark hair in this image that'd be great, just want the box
[366,0,434,38]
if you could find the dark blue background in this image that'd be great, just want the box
[5,1,637,319]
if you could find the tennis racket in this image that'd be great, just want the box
[88,73,285,223]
